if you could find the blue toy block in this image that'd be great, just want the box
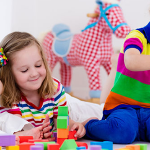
[90,141,113,150]
[0,134,16,146]
[76,147,86,150]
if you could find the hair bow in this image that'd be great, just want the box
[0,48,8,66]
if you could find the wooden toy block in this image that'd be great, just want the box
[0,135,16,146]
[48,143,60,150]
[57,116,68,129]
[90,141,113,150]
[28,139,49,143]
[19,136,33,143]
[76,142,88,149]
[68,130,77,140]
[6,145,19,150]
[57,126,69,138]
[135,144,147,150]
[89,145,102,150]
[58,106,68,116]
[19,143,35,150]
[60,139,77,150]
[57,138,66,146]
[35,142,55,150]
[30,145,43,150]
[126,145,140,150]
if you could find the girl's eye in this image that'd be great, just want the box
[21,69,28,73]
[36,65,41,68]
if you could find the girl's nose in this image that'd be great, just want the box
[30,68,38,77]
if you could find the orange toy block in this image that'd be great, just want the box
[28,139,49,143]
[48,143,60,150]
[126,145,140,150]
[115,148,130,150]
[18,136,33,143]
[68,130,77,140]
[6,145,19,150]
[76,142,88,149]
[57,126,69,138]
[19,143,35,150]
[57,138,66,146]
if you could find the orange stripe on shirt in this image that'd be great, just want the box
[104,91,150,111]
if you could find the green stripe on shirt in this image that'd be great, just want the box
[112,72,150,104]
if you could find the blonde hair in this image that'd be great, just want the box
[0,32,55,108]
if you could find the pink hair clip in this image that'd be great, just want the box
[0,48,8,66]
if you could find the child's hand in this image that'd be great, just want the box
[70,122,86,139]
[42,114,55,141]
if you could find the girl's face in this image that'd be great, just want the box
[11,44,46,94]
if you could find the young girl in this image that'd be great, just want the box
[0,31,85,140]
[83,21,150,144]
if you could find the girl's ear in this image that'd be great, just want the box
[0,80,4,95]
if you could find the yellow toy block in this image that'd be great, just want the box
[6,145,19,150]
[57,126,69,138]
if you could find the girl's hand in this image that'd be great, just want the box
[42,114,55,141]
[70,122,86,139]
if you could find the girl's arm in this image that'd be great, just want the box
[124,48,150,71]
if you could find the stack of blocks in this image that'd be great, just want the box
[57,106,70,145]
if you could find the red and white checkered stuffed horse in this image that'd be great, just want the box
[42,0,131,99]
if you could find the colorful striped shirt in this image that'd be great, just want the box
[103,22,150,118]
[0,78,67,128]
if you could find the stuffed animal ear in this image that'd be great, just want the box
[38,31,49,44]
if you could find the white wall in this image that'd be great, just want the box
[0,0,12,41]
[1,0,150,99]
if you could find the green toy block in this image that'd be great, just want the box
[60,139,77,150]
[57,116,68,129]
[58,106,68,116]
[136,144,147,150]
[35,142,55,150]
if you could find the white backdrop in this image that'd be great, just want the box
[1,0,150,99]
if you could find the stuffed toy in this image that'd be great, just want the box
[42,0,131,102]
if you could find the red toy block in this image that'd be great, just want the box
[19,143,35,150]
[18,136,33,143]
[57,138,66,146]
[48,143,60,150]
[68,130,77,140]
[76,142,88,149]
[28,139,49,143]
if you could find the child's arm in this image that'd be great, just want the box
[124,48,150,71]
[69,117,86,139]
